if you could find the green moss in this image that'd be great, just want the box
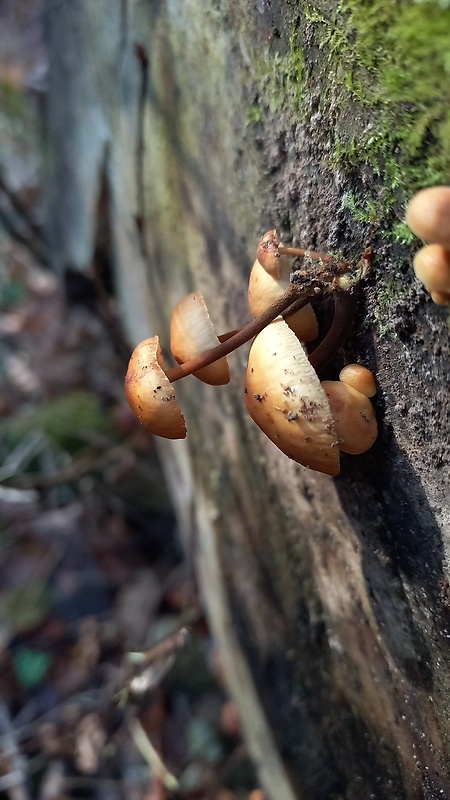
[1,391,114,457]
[0,80,26,119]
[313,0,450,227]
[389,222,417,246]
[248,1,450,237]
[374,281,412,337]
[343,191,394,226]
[248,29,305,122]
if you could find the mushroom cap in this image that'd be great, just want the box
[248,258,318,342]
[339,364,377,398]
[256,230,289,276]
[406,186,450,249]
[430,290,450,306]
[170,292,230,385]
[322,381,377,455]
[413,244,450,293]
[125,336,186,439]
[245,318,340,476]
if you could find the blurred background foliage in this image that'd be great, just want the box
[0,3,263,798]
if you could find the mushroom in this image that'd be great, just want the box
[406,188,450,307]
[248,231,319,342]
[413,244,450,297]
[429,290,450,307]
[125,336,186,439]
[125,282,306,437]
[339,364,377,398]
[245,319,378,471]
[124,234,372,463]
[244,318,340,476]
[248,258,319,341]
[406,186,450,249]
[170,291,230,385]
[255,229,292,277]
[321,381,378,455]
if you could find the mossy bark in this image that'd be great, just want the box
[44,1,450,797]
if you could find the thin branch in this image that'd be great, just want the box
[0,202,49,266]
[0,701,32,800]
[128,717,178,792]
[0,173,46,242]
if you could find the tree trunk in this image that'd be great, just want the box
[44,1,450,797]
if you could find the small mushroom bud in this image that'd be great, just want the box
[251,231,319,342]
[413,244,450,293]
[339,364,377,397]
[170,292,230,385]
[248,258,319,341]
[248,230,319,342]
[321,381,378,455]
[256,229,291,276]
[125,336,186,439]
[406,186,450,249]
[245,318,340,476]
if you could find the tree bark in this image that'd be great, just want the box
[44,1,450,797]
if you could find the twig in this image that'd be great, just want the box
[0,700,32,800]
[127,627,189,671]
[0,171,49,266]
[3,444,126,490]
[0,204,49,268]
[0,172,46,242]
[128,717,178,792]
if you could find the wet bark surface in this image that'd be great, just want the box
[44,1,450,797]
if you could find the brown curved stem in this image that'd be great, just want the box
[165,284,302,382]
[216,298,310,343]
[282,296,311,319]
[278,245,333,263]
[165,284,356,382]
[218,329,241,343]
[309,289,358,373]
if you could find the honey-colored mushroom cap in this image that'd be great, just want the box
[406,186,450,249]
[413,244,450,293]
[245,318,339,476]
[339,364,377,398]
[125,336,186,439]
[248,258,318,342]
[170,292,230,385]
[322,381,377,455]
[256,230,289,276]
[430,290,450,306]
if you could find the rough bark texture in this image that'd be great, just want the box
[44,1,450,798]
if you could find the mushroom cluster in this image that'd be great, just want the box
[406,186,450,306]
[125,232,378,475]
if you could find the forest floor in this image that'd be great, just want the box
[0,3,264,799]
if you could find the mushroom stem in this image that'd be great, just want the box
[216,298,310,344]
[282,296,311,319]
[309,289,358,373]
[165,284,304,383]
[165,286,355,383]
[217,329,241,343]
[278,245,334,263]
[217,297,309,342]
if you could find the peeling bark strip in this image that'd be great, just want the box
[45,0,450,797]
